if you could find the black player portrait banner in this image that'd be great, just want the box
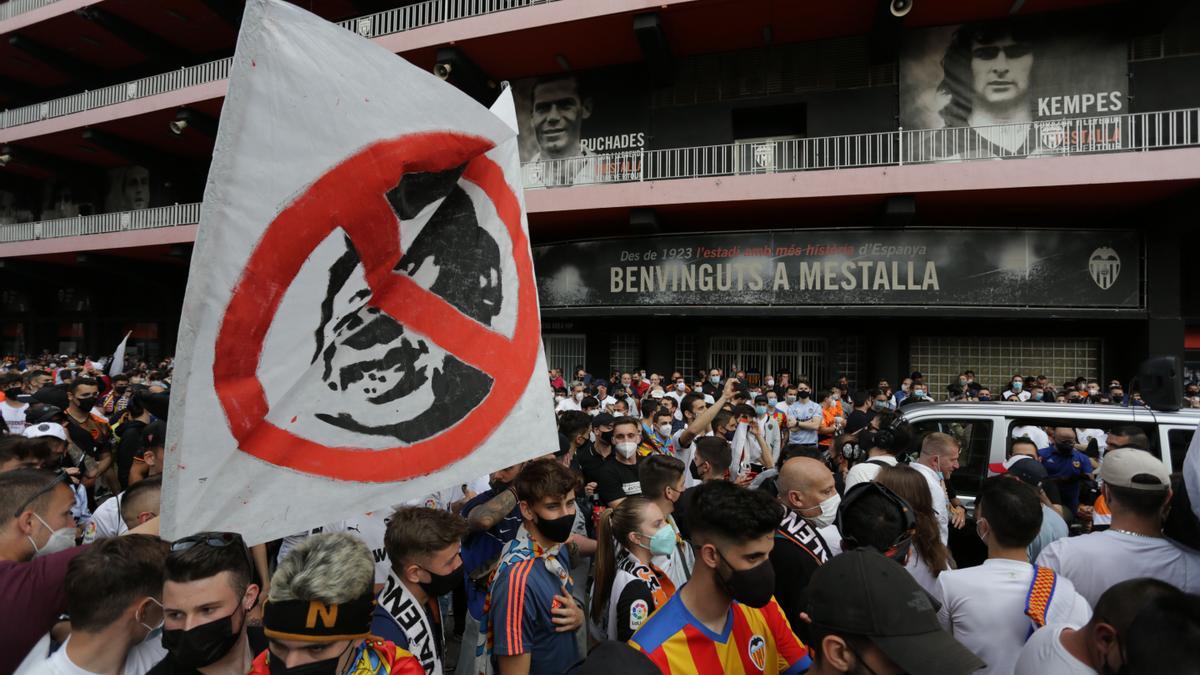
[900,12,1128,159]
[533,229,1140,310]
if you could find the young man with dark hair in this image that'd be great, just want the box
[593,417,643,507]
[374,507,468,674]
[151,532,265,674]
[119,475,162,531]
[630,481,811,674]
[1,370,29,435]
[638,454,693,588]
[669,379,738,488]
[933,477,1090,674]
[84,421,167,544]
[1038,448,1200,605]
[671,436,734,541]
[486,460,584,675]
[1016,578,1183,674]
[805,550,983,675]
[36,535,170,674]
[65,376,116,493]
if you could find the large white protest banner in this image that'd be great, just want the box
[161,0,557,544]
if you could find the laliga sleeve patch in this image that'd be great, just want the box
[630,599,649,630]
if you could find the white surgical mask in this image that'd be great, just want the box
[615,442,638,458]
[658,423,673,437]
[804,493,841,528]
[555,395,565,403]
[588,409,599,417]
[676,382,686,392]
[29,513,75,558]
[765,379,774,387]
[574,392,584,401]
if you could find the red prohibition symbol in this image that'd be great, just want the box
[213,132,540,482]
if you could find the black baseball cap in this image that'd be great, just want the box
[591,412,615,428]
[1005,456,1048,489]
[806,550,985,675]
[25,403,66,425]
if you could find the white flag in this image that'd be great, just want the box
[109,332,131,376]
[161,0,557,544]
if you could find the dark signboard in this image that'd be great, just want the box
[534,229,1140,310]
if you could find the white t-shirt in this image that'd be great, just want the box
[905,546,947,597]
[934,558,1092,674]
[29,635,166,675]
[669,428,700,488]
[911,461,950,545]
[278,511,392,585]
[844,455,898,490]
[2,401,28,436]
[1036,529,1200,606]
[555,397,582,413]
[1012,425,1050,449]
[1015,624,1098,675]
[1003,390,1032,401]
[1075,428,1107,455]
[82,493,127,544]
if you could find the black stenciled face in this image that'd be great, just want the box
[312,164,503,442]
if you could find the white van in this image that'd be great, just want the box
[895,401,1199,513]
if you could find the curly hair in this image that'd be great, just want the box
[269,532,375,604]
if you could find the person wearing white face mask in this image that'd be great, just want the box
[593,418,645,507]
[2,469,163,673]
[29,535,171,675]
[556,382,586,413]
[770,457,838,630]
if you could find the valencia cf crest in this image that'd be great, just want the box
[748,635,767,671]
[1088,247,1120,290]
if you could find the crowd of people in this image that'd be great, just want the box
[1,353,1199,675]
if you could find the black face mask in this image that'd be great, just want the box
[533,510,575,544]
[114,385,128,394]
[713,549,775,608]
[74,396,97,411]
[418,562,463,598]
[268,643,352,675]
[600,430,614,446]
[796,390,810,399]
[162,605,244,669]
[689,460,704,481]
[1055,440,1075,455]
[3,387,22,399]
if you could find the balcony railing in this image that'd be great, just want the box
[0,0,559,129]
[1,108,1197,245]
[521,108,1200,188]
[0,202,202,244]
[0,0,57,21]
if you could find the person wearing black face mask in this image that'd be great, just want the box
[254,532,424,675]
[372,508,468,675]
[629,481,813,673]
[0,371,29,436]
[65,377,117,494]
[152,532,266,675]
[487,460,585,675]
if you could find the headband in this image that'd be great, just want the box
[262,591,375,642]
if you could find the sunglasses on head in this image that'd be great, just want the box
[12,471,79,518]
[171,532,256,574]
[972,43,1033,60]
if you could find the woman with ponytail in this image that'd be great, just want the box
[589,495,679,642]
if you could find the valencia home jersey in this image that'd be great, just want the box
[629,592,811,675]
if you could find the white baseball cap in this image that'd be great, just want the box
[22,422,68,442]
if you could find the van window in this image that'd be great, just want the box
[911,419,993,498]
[1167,428,1195,472]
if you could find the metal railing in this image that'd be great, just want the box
[0,0,58,21]
[1,109,1197,244]
[521,108,1200,188]
[0,203,202,243]
[0,0,559,130]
